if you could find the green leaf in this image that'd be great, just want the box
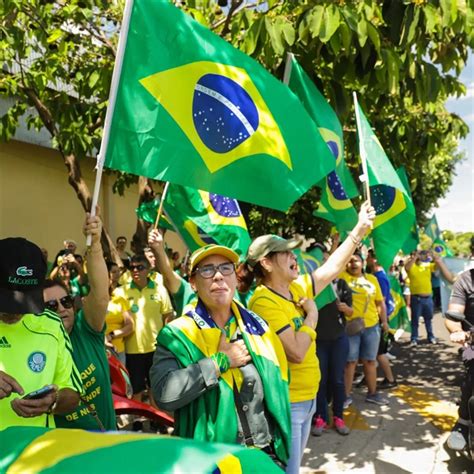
[338,21,352,51]
[88,70,100,88]
[366,22,380,54]
[356,17,368,47]
[423,4,439,35]
[281,21,295,46]
[241,16,263,55]
[319,4,340,43]
[47,29,63,44]
[309,5,324,39]
[265,17,284,56]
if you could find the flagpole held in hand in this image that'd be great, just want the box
[86,0,134,246]
[353,92,371,207]
[154,182,170,230]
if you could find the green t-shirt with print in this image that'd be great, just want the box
[54,310,116,431]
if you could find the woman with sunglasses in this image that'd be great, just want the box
[150,244,292,467]
[43,209,115,431]
[241,202,375,474]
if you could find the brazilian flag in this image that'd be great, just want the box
[424,214,454,257]
[295,247,337,309]
[103,0,335,212]
[164,183,251,257]
[396,167,419,254]
[285,55,359,233]
[355,102,416,269]
[0,427,280,473]
[135,198,174,230]
[388,275,411,332]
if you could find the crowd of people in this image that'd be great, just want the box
[1,204,472,473]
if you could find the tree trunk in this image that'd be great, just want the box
[131,177,158,254]
[62,152,120,264]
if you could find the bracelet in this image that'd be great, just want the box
[211,352,230,375]
[299,325,316,342]
[348,233,361,246]
[47,391,59,415]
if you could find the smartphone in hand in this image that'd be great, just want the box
[23,384,55,400]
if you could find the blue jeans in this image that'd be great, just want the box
[286,399,316,474]
[347,324,381,362]
[316,335,349,421]
[411,295,434,341]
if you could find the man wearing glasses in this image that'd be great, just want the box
[0,238,82,430]
[113,255,174,401]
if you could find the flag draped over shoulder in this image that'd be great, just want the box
[388,275,411,332]
[0,427,281,473]
[396,167,419,254]
[157,299,291,464]
[164,183,251,257]
[285,56,359,233]
[135,198,174,230]
[104,0,335,211]
[424,215,454,257]
[295,247,336,309]
[355,102,416,269]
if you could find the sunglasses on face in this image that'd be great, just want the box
[193,262,235,279]
[130,264,147,271]
[45,295,74,312]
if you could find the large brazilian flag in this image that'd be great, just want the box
[285,56,359,233]
[164,183,251,257]
[104,0,335,211]
[355,102,416,270]
[0,427,281,473]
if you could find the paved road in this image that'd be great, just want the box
[302,312,474,473]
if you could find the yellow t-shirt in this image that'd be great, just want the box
[407,262,436,295]
[0,312,82,430]
[248,280,320,403]
[113,279,173,354]
[340,272,383,328]
[105,295,131,353]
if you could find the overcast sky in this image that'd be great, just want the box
[435,53,474,233]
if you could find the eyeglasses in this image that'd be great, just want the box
[45,295,74,312]
[193,262,235,279]
[130,264,146,271]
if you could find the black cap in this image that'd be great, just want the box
[0,238,46,314]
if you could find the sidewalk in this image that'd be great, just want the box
[302,312,474,473]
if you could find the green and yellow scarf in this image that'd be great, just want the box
[157,298,291,463]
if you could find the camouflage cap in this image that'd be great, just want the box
[246,234,303,268]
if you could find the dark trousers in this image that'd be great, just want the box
[315,334,349,421]
[410,295,434,341]
[459,363,474,421]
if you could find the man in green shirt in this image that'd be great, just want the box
[43,209,116,431]
[0,238,81,429]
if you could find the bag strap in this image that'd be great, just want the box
[232,380,254,447]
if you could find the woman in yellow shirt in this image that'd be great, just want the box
[243,202,375,474]
[340,253,388,407]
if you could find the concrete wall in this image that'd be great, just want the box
[0,140,186,260]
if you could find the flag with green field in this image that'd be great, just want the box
[396,167,419,254]
[424,215,454,257]
[285,55,359,233]
[1,427,281,473]
[295,247,337,309]
[388,275,410,332]
[136,198,174,230]
[164,183,251,257]
[103,0,335,211]
[355,102,416,269]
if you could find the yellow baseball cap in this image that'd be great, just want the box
[189,244,239,273]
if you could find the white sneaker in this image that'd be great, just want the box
[447,430,467,451]
[385,352,397,360]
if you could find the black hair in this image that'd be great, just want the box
[106,261,119,272]
[131,254,149,267]
[116,236,127,243]
[44,278,70,294]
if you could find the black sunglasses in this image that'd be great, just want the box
[45,295,74,312]
[130,264,147,271]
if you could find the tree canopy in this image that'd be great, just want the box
[1,0,472,244]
